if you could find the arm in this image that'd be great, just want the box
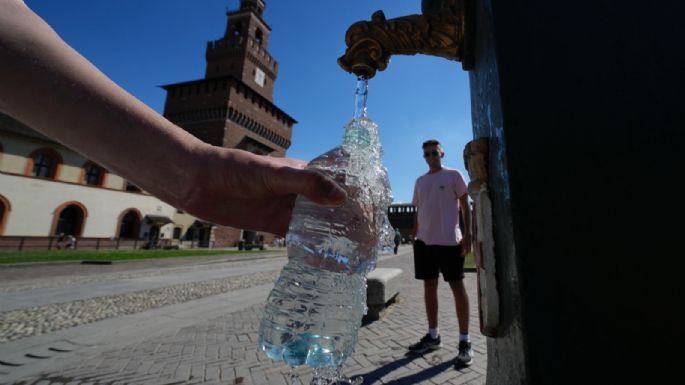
[0,1,345,236]
[411,182,419,240]
[459,193,472,256]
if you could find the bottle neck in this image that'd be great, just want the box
[342,77,379,150]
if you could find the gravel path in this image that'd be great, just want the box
[0,269,280,343]
[0,251,398,345]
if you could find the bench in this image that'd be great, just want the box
[365,267,403,321]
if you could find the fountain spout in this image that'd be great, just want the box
[337,0,474,79]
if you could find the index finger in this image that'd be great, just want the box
[270,167,347,206]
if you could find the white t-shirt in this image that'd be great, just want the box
[411,167,468,246]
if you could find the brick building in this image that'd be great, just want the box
[161,0,296,247]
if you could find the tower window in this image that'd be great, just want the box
[233,22,243,37]
[255,28,263,46]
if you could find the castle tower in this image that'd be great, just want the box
[205,0,276,100]
[161,0,295,246]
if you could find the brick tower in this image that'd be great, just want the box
[162,0,295,247]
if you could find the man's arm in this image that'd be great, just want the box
[0,1,345,235]
[411,181,420,240]
[459,193,472,256]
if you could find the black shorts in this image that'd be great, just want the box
[413,239,465,282]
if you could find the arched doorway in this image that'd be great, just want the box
[183,220,213,247]
[0,194,10,235]
[52,203,86,237]
[118,209,141,239]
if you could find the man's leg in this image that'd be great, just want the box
[408,277,442,353]
[425,278,439,329]
[448,280,469,333]
[440,242,472,366]
[408,241,442,353]
[449,279,473,366]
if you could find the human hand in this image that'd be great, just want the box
[176,146,347,237]
[461,236,472,257]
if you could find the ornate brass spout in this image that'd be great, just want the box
[338,0,474,78]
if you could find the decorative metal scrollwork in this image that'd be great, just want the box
[338,0,474,78]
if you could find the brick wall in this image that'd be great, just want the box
[213,226,242,247]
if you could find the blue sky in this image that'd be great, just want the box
[25,0,472,203]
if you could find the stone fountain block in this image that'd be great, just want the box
[365,267,403,321]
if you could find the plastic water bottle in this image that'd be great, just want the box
[258,78,393,377]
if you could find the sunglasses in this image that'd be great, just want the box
[423,150,441,158]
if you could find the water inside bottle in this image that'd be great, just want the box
[260,261,366,366]
[258,77,393,384]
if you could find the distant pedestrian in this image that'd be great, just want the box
[407,139,474,368]
[393,228,401,254]
[55,232,65,250]
[65,234,76,249]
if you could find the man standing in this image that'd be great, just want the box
[408,139,473,367]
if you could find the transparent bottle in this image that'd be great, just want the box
[258,78,393,377]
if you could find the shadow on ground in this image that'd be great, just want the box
[353,352,458,385]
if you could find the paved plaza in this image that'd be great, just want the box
[0,247,486,385]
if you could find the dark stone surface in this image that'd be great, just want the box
[470,1,685,384]
[469,0,526,383]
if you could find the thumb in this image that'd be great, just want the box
[271,167,347,206]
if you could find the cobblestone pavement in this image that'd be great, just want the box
[1,247,486,384]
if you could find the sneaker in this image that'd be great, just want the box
[408,334,441,354]
[455,340,474,367]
